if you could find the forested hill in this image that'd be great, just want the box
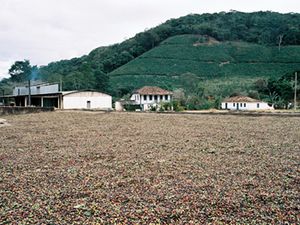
[37,11,300,96]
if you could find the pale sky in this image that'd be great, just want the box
[0,0,299,79]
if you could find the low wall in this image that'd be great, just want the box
[0,106,55,116]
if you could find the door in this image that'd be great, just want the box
[87,101,91,109]
[236,103,239,110]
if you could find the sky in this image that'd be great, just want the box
[0,0,299,79]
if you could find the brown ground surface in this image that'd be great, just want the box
[0,112,299,224]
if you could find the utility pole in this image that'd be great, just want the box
[60,76,63,92]
[294,72,297,110]
[1,89,4,105]
[28,80,31,106]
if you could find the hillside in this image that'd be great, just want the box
[2,11,300,97]
[109,34,300,96]
[35,11,300,95]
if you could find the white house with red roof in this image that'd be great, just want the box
[221,96,274,110]
[130,86,173,111]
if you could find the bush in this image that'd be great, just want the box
[172,100,185,111]
[124,104,141,111]
[160,102,172,111]
[149,105,158,111]
[186,95,201,110]
[197,100,215,110]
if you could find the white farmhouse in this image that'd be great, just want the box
[130,86,173,111]
[221,96,274,110]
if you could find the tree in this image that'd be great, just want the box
[179,72,201,94]
[136,31,160,51]
[254,73,297,109]
[8,60,33,82]
[172,88,186,106]
[94,70,109,92]
[0,78,14,95]
[195,83,205,98]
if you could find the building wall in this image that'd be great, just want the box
[221,102,274,110]
[63,91,112,109]
[140,94,170,104]
[131,94,171,104]
[130,94,141,104]
[13,84,59,96]
[115,101,124,111]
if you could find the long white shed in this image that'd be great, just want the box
[221,96,274,111]
[62,91,112,110]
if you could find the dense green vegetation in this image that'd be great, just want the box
[109,35,300,95]
[253,73,299,109]
[8,60,35,82]
[1,11,300,104]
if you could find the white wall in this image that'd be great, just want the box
[131,94,171,104]
[130,94,140,103]
[63,91,112,109]
[115,101,124,111]
[221,102,274,110]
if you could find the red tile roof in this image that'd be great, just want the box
[223,96,261,103]
[134,86,172,95]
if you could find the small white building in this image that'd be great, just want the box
[221,96,274,110]
[130,86,173,111]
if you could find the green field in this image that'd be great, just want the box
[109,35,300,94]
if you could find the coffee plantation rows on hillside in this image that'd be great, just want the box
[109,35,300,96]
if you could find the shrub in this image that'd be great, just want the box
[160,102,172,111]
[172,100,185,111]
[124,104,141,111]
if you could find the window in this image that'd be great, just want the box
[244,103,246,107]
[225,103,228,109]
[165,95,168,100]
[233,103,235,107]
[154,95,158,101]
[240,103,243,107]
[149,95,153,101]
[257,103,260,108]
[160,95,163,100]
[143,95,147,101]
